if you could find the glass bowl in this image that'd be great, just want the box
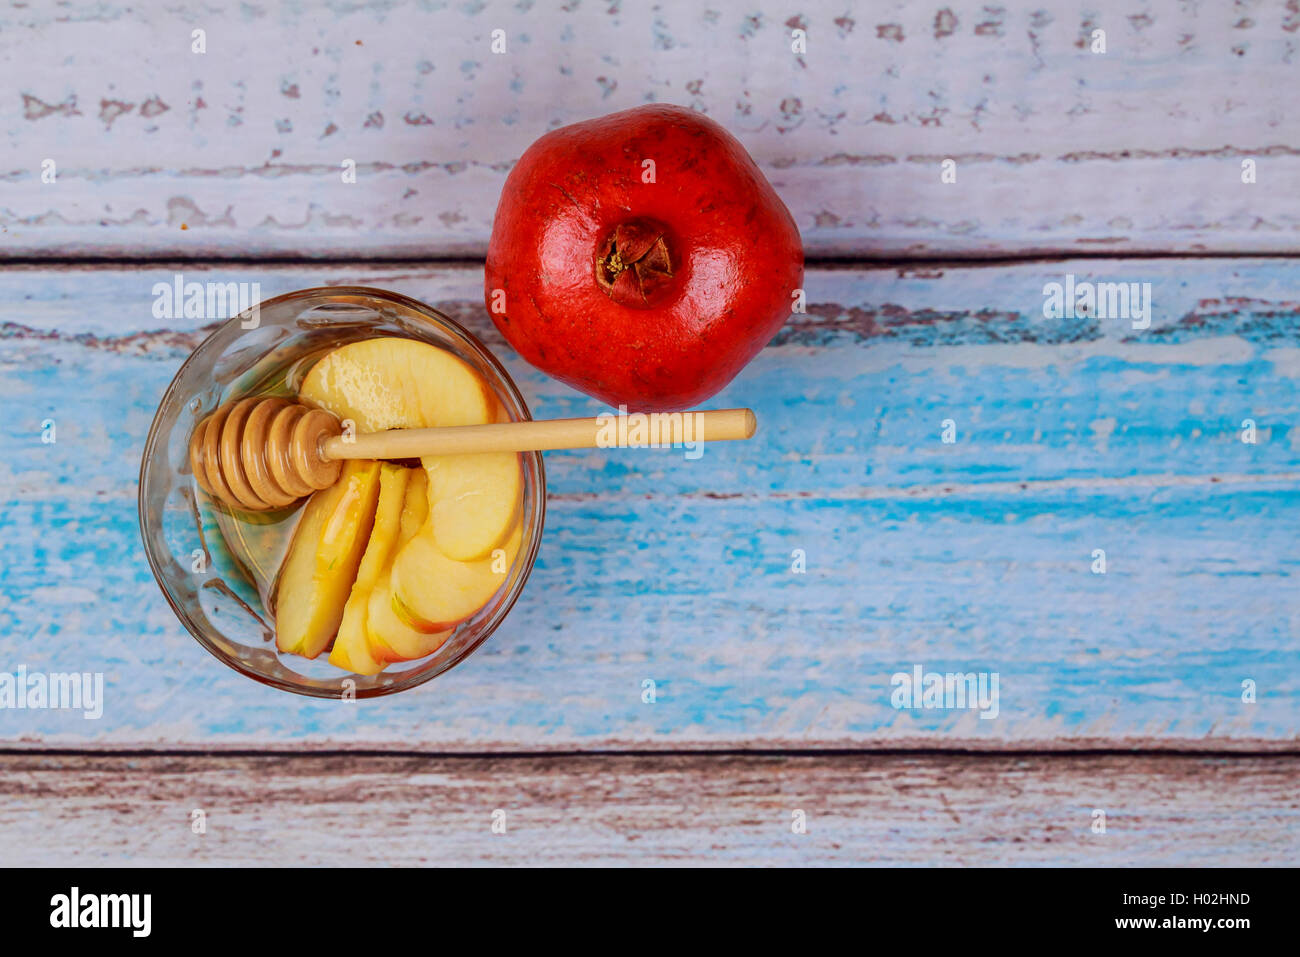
[139,287,545,698]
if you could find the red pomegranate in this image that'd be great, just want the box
[484,104,804,411]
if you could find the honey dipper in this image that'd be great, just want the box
[188,396,759,511]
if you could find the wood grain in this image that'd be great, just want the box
[3,1,1298,258]
[1,261,1296,750]
[0,752,1294,865]
[5,1,1295,872]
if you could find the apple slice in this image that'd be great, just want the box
[275,460,382,659]
[365,471,452,663]
[422,451,522,562]
[390,523,523,633]
[398,467,428,543]
[329,464,410,675]
[299,337,494,432]
[366,568,454,662]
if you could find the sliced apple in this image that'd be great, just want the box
[398,467,428,543]
[391,523,523,633]
[329,464,410,675]
[366,568,454,662]
[422,451,522,562]
[275,460,382,659]
[299,337,494,432]
[365,470,452,663]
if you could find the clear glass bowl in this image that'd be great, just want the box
[139,287,545,698]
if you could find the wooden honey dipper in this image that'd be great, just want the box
[189,396,759,511]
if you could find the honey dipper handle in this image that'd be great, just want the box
[321,408,758,459]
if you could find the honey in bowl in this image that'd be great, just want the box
[203,336,524,677]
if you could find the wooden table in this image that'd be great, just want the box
[1,0,1297,865]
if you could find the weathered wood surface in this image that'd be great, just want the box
[0,752,1295,865]
[1,260,1296,750]
[3,1,1298,258]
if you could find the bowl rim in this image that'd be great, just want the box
[137,285,547,699]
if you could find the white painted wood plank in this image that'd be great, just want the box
[0,753,1295,865]
[0,261,1296,750]
[2,1,1297,257]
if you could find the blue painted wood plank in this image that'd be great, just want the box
[0,263,1297,748]
[1,485,1296,746]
